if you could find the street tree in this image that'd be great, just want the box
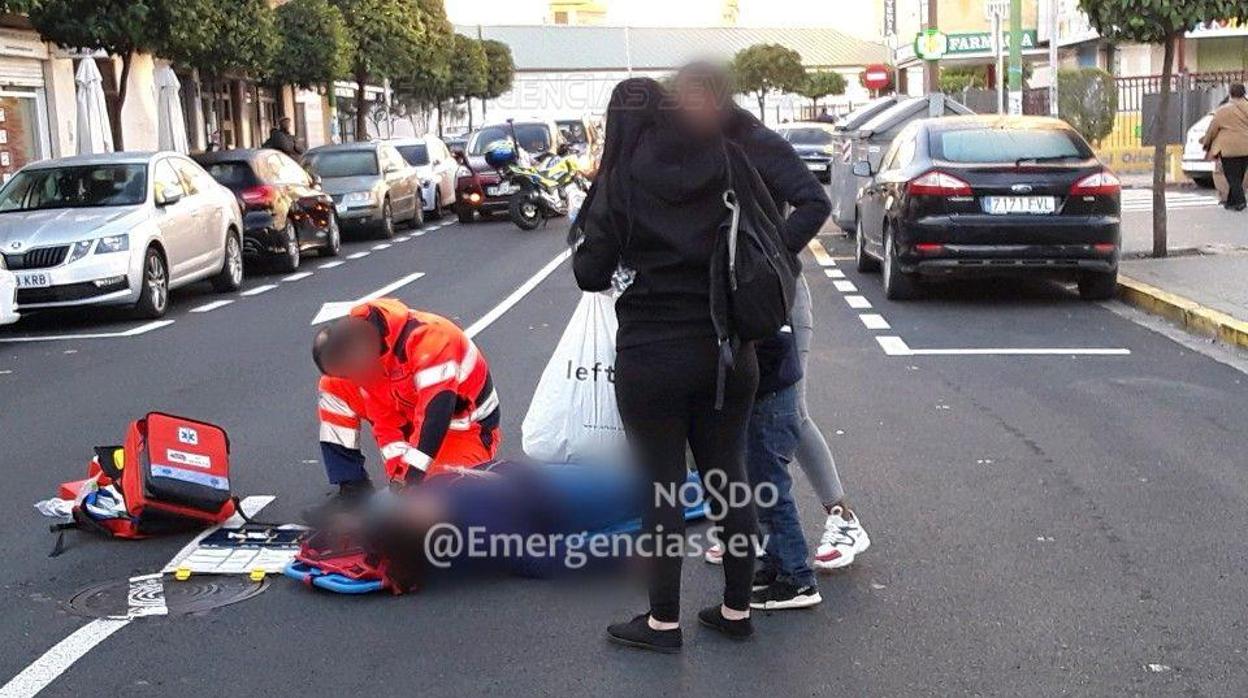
[732,43,805,118]
[271,0,351,90]
[165,0,277,81]
[939,66,990,94]
[443,34,487,134]
[473,39,516,124]
[1079,0,1248,257]
[401,0,454,127]
[798,70,846,112]
[1057,67,1117,146]
[331,0,423,140]
[28,0,196,148]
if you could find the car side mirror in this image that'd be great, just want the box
[852,160,874,178]
[155,189,182,206]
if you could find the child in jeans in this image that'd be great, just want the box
[745,326,821,609]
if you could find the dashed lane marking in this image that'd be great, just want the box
[394,236,411,242]
[845,295,872,309]
[807,239,837,267]
[833,280,858,293]
[240,284,277,297]
[318,261,345,269]
[825,269,846,279]
[372,243,392,251]
[282,272,313,282]
[190,300,234,314]
[347,251,371,260]
[860,313,891,330]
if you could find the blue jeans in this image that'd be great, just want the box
[746,384,815,587]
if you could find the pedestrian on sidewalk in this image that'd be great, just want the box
[745,327,823,610]
[573,78,765,653]
[673,62,872,572]
[1201,84,1248,212]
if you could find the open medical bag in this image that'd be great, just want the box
[55,413,237,542]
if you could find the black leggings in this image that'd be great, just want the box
[615,337,759,622]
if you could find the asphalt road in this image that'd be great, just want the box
[2,212,1247,697]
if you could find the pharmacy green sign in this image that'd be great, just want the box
[944,29,1038,55]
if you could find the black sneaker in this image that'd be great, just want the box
[752,566,778,591]
[606,614,682,653]
[301,481,374,527]
[750,580,823,610]
[697,606,753,640]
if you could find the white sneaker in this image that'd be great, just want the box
[813,505,871,571]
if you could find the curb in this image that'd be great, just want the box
[1117,275,1248,349]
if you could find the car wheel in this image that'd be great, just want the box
[457,205,475,224]
[1077,270,1118,301]
[211,232,244,292]
[855,217,880,273]
[431,187,444,219]
[277,222,301,273]
[378,199,395,239]
[882,229,917,300]
[322,214,341,257]
[134,247,169,319]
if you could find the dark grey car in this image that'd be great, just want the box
[303,142,423,239]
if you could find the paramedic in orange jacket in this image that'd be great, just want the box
[312,299,500,497]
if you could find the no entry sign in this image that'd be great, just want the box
[862,64,892,91]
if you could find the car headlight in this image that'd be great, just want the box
[343,191,374,205]
[66,239,94,264]
[94,234,129,254]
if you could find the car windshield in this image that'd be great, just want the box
[202,161,256,187]
[304,150,378,177]
[0,164,147,212]
[932,128,1092,163]
[779,127,834,145]
[396,144,429,166]
[469,124,552,155]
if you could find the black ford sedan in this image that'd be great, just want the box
[852,115,1120,300]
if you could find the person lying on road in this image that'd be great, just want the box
[310,299,501,517]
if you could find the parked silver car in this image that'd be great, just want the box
[303,142,423,238]
[389,136,459,219]
[0,152,244,319]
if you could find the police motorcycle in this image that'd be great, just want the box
[483,121,588,231]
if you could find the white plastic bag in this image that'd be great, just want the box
[522,292,626,463]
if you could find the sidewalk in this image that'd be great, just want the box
[1116,198,1248,349]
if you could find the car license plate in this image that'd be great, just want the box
[15,271,51,288]
[982,196,1057,215]
[806,161,826,171]
[487,184,518,197]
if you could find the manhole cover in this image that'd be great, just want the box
[66,574,269,619]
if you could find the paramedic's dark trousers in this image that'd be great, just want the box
[322,443,368,484]
[615,337,760,622]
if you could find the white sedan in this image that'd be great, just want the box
[0,152,244,319]
[389,136,459,218]
[1181,113,1214,188]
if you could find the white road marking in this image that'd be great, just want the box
[0,370,11,375]
[860,313,891,330]
[372,243,391,251]
[0,320,174,344]
[464,248,572,339]
[310,272,426,325]
[282,272,314,282]
[807,239,837,267]
[0,619,131,698]
[825,268,846,279]
[874,334,1129,357]
[394,236,411,242]
[190,300,234,313]
[833,280,858,293]
[318,261,345,269]
[0,496,275,698]
[347,251,370,259]
[413,230,426,237]
[845,295,872,309]
[1120,190,1219,213]
[240,284,277,297]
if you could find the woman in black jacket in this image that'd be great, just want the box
[573,78,761,652]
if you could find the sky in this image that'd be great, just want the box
[443,0,882,39]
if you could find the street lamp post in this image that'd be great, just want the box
[1007,0,1023,114]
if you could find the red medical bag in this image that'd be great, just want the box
[64,413,237,539]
